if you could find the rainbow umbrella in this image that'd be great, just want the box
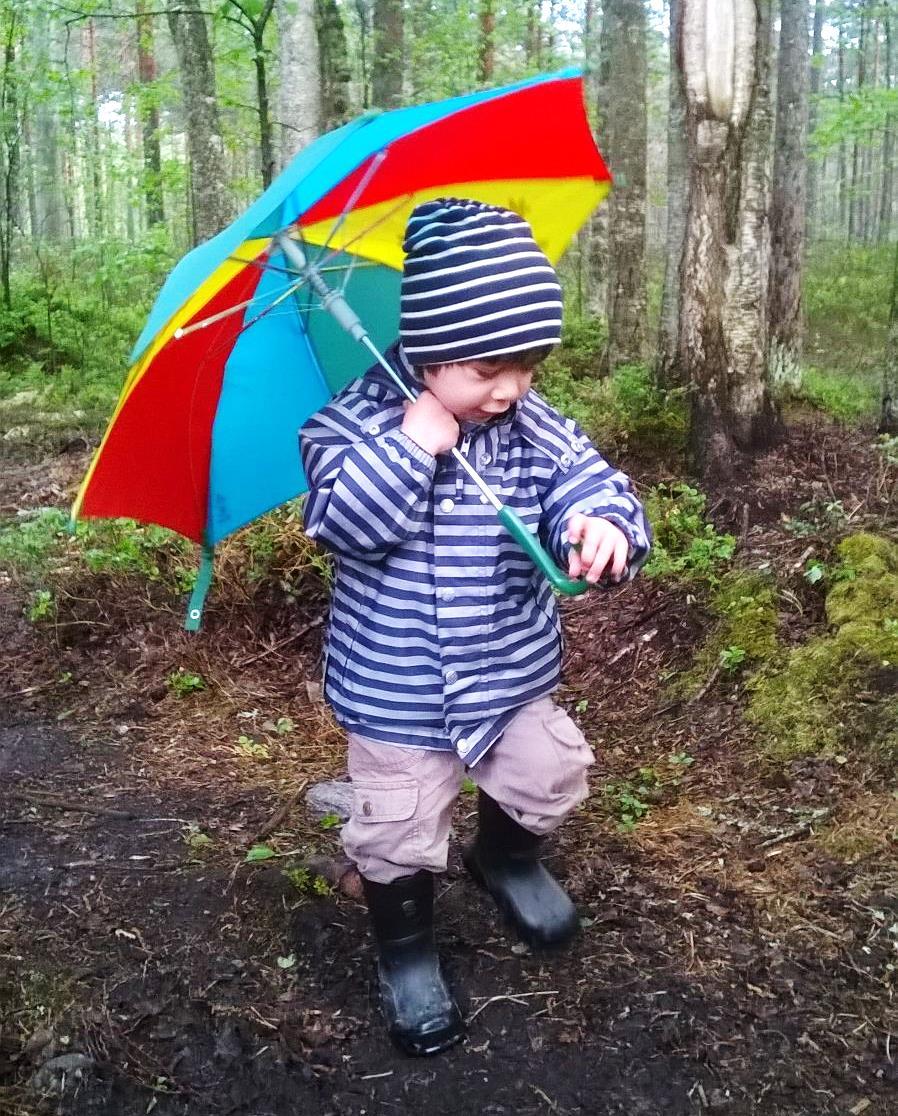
[72,68,611,627]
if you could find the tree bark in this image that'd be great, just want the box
[32,6,64,242]
[838,12,848,236]
[806,0,826,239]
[584,0,608,320]
[849,4,868,241]
[769,0,809,393]
[879,5,893,243]
[880,237,898,434]
[165,2,231,244]
[277,0,322,168]
[603,0,647,373]
[371,0,403,109]
[317,0,350,132]
[678,0,778,478]
[136,0,164,226]
[479,0,495,83]
[658,0,689,384]
[0,11,21,308]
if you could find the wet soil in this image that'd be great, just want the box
[1,418,897,1116]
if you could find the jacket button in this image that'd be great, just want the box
[439,498,455,513]
[445,669,458,684]
[368,424,380,435]
[439,588,455,602]
[479,454,492,466]
[457,737,470,754]
[362,800,373,816]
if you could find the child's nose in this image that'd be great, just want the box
[492,374,521,402]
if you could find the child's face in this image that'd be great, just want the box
[423,359,534,423]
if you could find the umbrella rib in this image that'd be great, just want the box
[317,147,390,259]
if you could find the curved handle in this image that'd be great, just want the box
[497,505,590,597]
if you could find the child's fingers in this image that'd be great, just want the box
[585,532,616,583]
[610,534,629,580]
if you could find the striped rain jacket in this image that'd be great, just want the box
[300,343,651,766]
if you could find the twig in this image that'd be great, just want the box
[467,990,558,1023]
[249,781,308,844]
[8,789,136,819]
[688,664,721,706]
[791,544,815,573]
[237,616,325,668]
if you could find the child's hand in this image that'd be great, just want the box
[400,390,460,456]
[566,513,629,583]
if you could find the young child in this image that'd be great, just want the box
[300,199,650,1057]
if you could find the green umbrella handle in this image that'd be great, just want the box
[497,505,589,596]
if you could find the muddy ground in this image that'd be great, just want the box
[1,420,897,1116]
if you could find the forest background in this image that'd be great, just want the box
[0,0,896,467]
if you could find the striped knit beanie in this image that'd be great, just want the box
[399,198,563,366]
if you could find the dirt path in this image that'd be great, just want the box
[2,427,897,1115]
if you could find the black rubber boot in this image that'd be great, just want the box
[361,871,465,1057]
[463,791,580,950]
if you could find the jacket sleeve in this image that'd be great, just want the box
[540,428,652,581]
[300,394,437,560]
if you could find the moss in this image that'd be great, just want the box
[671,571,778,697]
[747,532,898,761]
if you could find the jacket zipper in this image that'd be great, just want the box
[457,433,472,497]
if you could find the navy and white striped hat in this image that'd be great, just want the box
[399,198,563,367]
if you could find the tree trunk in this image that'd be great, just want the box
[479,0,495,83]
[729,0,780,450]
[584,0,607,320]
[371,0,403,109]
[32,6,64,242]
[83,20,104,240]
[769,0,809,393]
[880,237,898,434]
[165,2,231,244]
[658,0,689,384]
[838,13,848,236]
[679,0,777,478]
[0,12,21,308]
[806,0,825,240]
[603,0,647,373]
[136,0,164,226]
[254,23,274,188]
[850,5,868,241]
[317,0,350,131]
[879,6,893,243]
[277,0,322,168]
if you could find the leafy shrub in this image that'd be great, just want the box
[643,484,736,581]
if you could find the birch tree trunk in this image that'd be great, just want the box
[32,7,64,242]
[768,0,809,393]
[165,2,231,244]
[678,0,778,478]
[728,0,779,449]
[838,14,848,236]
[276,0,322,169]
[658,0,688,384]
[371,0,403,109]
[850,6,868,241]
[479,0,496,83]
[603,0,647,373]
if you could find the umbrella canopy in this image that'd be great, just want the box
[73,68,609,546]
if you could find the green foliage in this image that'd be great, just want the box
[672,572,779,696]
[802,245,891,413]
[27,588,56,623]
[318,812,341,829]
[748,533,898,762]
[234,734,270,760]
[603,777,653,833]
[536,327,687,464]
[643,484,736,582]
[795,367,879,423]
[166,668,205,697]
[282,865,332,896]
[0,508,196,595]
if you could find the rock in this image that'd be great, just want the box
[30,1053,94,1095]
[305,780,353,822]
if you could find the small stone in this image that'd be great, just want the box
[30,1053,94,1095]
[305,780,353,822]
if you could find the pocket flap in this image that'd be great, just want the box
[353,781,418,824]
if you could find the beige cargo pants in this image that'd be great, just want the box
[342,697,595,884]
